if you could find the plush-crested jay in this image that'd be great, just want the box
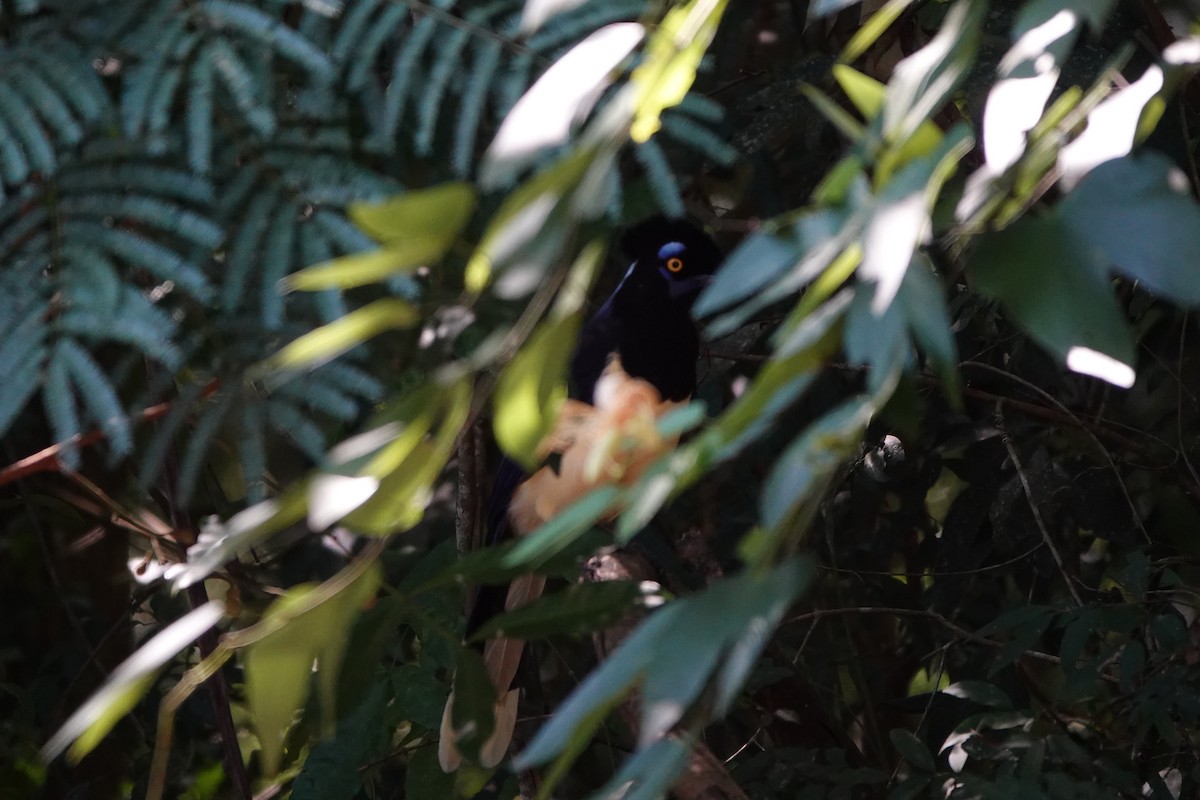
[438,217,722,772]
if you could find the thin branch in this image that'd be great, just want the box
[961,361,1156,539]
[0,379,220,487]
[995,402,1084,606]
[160,448,252,800]
[782,606,1064,667]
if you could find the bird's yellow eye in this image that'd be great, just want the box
[666,257,684,273]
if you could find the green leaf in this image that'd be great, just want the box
[349,181,476,249]
[243,564,381,776]
[464,152,591,295]
[481,23,644,187]
[693,230,799,318]
[470,581,643,642]
[344,379,470,535]
[42,602,225,762]
[1060,153,1200,305]
[969,214,1136,388]
[799,82,865,142]
[628,0,728,142]
[882,0,983,147]
[448,646,497,763]
[896,254,959,399]
[264,297,420,373]
[583,736,692,800]
[831,65,942,161]
[291,681,389,800]
[890,729,936,773]
[760,397,875,531]
[493,312,581,470]
[405,748,457,800]
[859,123,972,314]
[516,559,812,769]
[841,0,918,64]
[391,665,449,732]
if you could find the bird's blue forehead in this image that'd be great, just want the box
[657,241,686,260]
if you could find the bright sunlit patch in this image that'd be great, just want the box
[307,474,380,531]
[1058,65,1164,187]
[984,10,1077,172]
[480,23,644,187]
[1066,346,1135,388]
[861,191,926,314]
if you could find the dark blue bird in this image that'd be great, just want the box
[439,216,722,771]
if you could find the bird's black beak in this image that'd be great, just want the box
[670,274,714,303]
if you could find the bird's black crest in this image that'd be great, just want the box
[618,215,722,273]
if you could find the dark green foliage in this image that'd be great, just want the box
[0,0,731,503]
[14,2,1200,800]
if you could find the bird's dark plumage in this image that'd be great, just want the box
[439,216,722,772]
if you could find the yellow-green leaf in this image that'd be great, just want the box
[840,0,917,64]
[350,182,476,248]
[286,248,422,292]
[493,313,581,470]
[344,379,471,535]
[244,565,381,775]
[832,64,943,165]
[464,149,593,294]
[265,298,419,372]
[629,0,729,143]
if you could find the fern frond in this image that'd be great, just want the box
[345,3,409,91]
[0,83,55,174]
[210,37,277,136]
[661,113,739,167]
[0,114,30,185]
[492,50,536,118]
[0,348,42,434]
[58,339,133,457]
[145,61,187,152]
[371,13,440,152]
[221,188,279,312]
[11,63,83,146]
[525,0,643,52]
[177,386,240,504]
[277,374,359,421]
[137,379,208,489]
[59,244,122,314]
[259,151,396,203]
[199,0,336,81]
[266,399,327,463]
[43,347,81,468]
[298,220,347,323]
[238,401,267,502]
[311,209,374,253]
[452,39,504,176]
[121,15,191,137]
[675,92,725,124]
[318,360,384,402]
[260,201,298,330]
[60,194,225,249]
[415,27,471,156]
[58,162,216,205]
[24,41,109,123]
[62,222,214,300]
[635,138,684,216]
[57,298,183,369]
[329,0,383,65]
[188,47,216,175]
